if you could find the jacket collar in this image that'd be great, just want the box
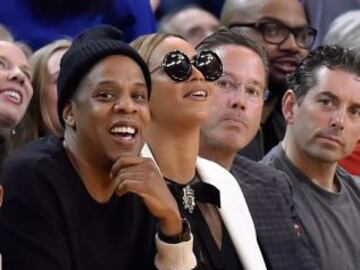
[141,144,266,270]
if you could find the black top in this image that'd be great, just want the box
[0,136,159,270]
[166,177,243,270]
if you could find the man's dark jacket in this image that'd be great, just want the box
[231,155,319,270]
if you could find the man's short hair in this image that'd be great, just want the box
[196,27,269,76]
[287,45,360,103]
[323,10,360,53]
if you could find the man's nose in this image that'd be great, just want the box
[229,87,247,110]
[113,97,138,114]
[279,32,300,53]
[330,108,346,130]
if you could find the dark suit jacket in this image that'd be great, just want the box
[231,155,319,270]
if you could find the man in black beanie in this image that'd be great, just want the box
[0,25,196,270]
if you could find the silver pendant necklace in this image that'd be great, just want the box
[182,185,196,214]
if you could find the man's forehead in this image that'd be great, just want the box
[307,67,360,101]
[261,0,307,26]
[226,0,307,26]
[216,46,267,84]
[221,0,266,25]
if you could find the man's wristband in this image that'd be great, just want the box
[157,219,191,244]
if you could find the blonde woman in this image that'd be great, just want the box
[13,39,71,147]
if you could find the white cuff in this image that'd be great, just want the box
[154,233,196,270]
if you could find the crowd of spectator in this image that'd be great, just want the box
[0,0,359,269]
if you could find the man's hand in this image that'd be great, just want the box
[111,156,182,236]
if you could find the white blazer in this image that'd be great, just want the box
[142,144,267,270]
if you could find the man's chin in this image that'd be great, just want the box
[268,74,289,98]
[112,148,141,161]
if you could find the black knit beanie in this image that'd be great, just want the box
[57,24,151,127]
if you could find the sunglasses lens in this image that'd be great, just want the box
[163,51,192,81]
[195,51,223,81]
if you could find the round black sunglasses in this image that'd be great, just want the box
[151,50,223,82]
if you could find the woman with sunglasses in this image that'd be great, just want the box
[131,33,266,270]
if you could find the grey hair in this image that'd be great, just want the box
[323,10,360,53]
[220,0,268,26]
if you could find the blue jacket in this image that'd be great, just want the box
[0,0,156,49]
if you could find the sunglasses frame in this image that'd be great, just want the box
[151,50,223,82]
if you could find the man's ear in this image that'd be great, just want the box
[282,90,297,124]
[62,100,76,129]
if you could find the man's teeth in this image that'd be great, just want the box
[111,126,135,134]
[191,90,206,97]
[3,90,21,101]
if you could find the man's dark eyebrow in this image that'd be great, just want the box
[317,90,339,100]
[317,90,360,108]
[95,80,147,88]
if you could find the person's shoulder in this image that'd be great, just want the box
[197,156,233,177]
[2,136,65,186]
[336,166,360,192]
[233,154,283,176]
[232,154,289,187]
[353,176,360,191]
[260,144,292,180]
[196,156,240,188]
[6,136,61,165]
[261,143,282,165]
[352,175,360,183]
[1,137,72,228]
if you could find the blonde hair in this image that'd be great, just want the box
[31,39,71,136]
[12,39,71,148]
[130,32,185,66]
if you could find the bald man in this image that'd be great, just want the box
[159,5,219,46]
